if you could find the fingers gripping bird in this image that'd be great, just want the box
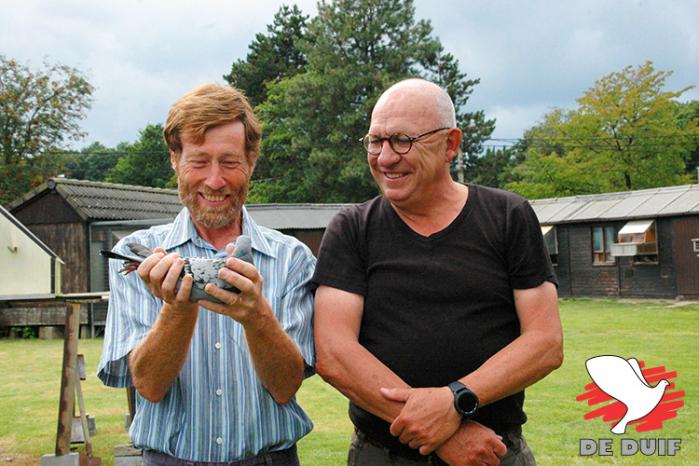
[100,235,253,304]
[585,355,669,435]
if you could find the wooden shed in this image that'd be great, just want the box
[531,184,699,299]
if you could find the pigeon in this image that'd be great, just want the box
[100,235,253,305]
[585,355,669,435]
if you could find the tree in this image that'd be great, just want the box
[63,142,124,181]
[674,100,699,179]
[248,0,494,203]
[106,124,174,188]
[0,55,94,204]
[223,5,308,107]
[464,145,522,189]
[507,62,697,199]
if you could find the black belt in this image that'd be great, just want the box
[142,445,298,466]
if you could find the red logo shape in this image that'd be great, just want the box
[576,358,684,433]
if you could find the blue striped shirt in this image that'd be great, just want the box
[97,206,315,462]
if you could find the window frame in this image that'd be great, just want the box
[592,225,617,266]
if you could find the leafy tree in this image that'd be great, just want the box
[465,145,522,189]
[507,62,697,199]
[0,56,93,204]
[249,0,494,203]
[674,100,699,178]
[223,5,308,107]
[106,124,174,188]
[63,142,124,181]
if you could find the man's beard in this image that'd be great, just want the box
[178,181,248,229]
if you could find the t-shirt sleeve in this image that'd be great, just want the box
[96,240,161,388]
[311,208,367,296]
[506,200,558,290]
[278,243,317,378]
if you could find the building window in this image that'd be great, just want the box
[541,225,558,265]
[592,225,616,265]
[612,219,659,265]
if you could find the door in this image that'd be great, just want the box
[672,217,699,296]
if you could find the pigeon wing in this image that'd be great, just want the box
[585,355,638,403]
[627,358,651,388]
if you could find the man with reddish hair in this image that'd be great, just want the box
[98,84,315,466]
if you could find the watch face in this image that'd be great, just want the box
[456,389,479,417]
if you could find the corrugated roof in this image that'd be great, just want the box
[247,203,352,230]
[532,184,699,224]
[9,178,182,221]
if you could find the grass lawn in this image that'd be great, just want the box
[1,298,697,465]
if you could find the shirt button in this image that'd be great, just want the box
[216,437,223,445]
[214,342,222,349]
[216,388,223,396]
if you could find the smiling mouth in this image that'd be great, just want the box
[200,193,228,202]
[384,173,406,180]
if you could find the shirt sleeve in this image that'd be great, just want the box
[97,240,161,388]
[311,208,368,296]
[277,242,317,378]
[506,199,558,290]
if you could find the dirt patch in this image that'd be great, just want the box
[0,437,34,466]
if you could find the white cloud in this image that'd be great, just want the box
[2,0,697,145]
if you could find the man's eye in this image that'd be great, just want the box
[392,135,411,145]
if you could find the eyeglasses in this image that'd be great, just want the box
[360,127,450,155]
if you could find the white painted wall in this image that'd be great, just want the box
[0,213,57,297]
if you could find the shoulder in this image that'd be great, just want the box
[328,196,384,229]
[471,184,529,209]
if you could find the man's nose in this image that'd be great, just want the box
[376,140,401,166]
[205,162,227,190]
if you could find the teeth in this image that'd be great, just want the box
[203,195,225,202]
[385,173,403,179]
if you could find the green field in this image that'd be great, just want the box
[1,299,697,465]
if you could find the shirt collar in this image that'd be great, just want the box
[161,206,277,259]
[242,206,277,259]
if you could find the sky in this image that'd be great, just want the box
[2,0,698,149]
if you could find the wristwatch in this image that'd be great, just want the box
[448,381,479,420]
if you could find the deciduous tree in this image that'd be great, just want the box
[0,56,93,203]
[106,124,174,188]
[508,62,697,198]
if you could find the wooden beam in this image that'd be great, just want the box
[54,302,80,455]
[0,306,87,326]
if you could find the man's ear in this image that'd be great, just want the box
[445,128,463,163]
[169,150,178,171]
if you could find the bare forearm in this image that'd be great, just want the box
[463,328,563,406]
[244,300,304,404]
[317,341,409,422]
[129,303,198,402]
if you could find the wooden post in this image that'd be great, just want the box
[55,302,81,455]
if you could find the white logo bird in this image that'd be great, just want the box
[585,355,669,435]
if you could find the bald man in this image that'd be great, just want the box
[312,79,563,466]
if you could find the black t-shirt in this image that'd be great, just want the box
[312,184,557,456]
